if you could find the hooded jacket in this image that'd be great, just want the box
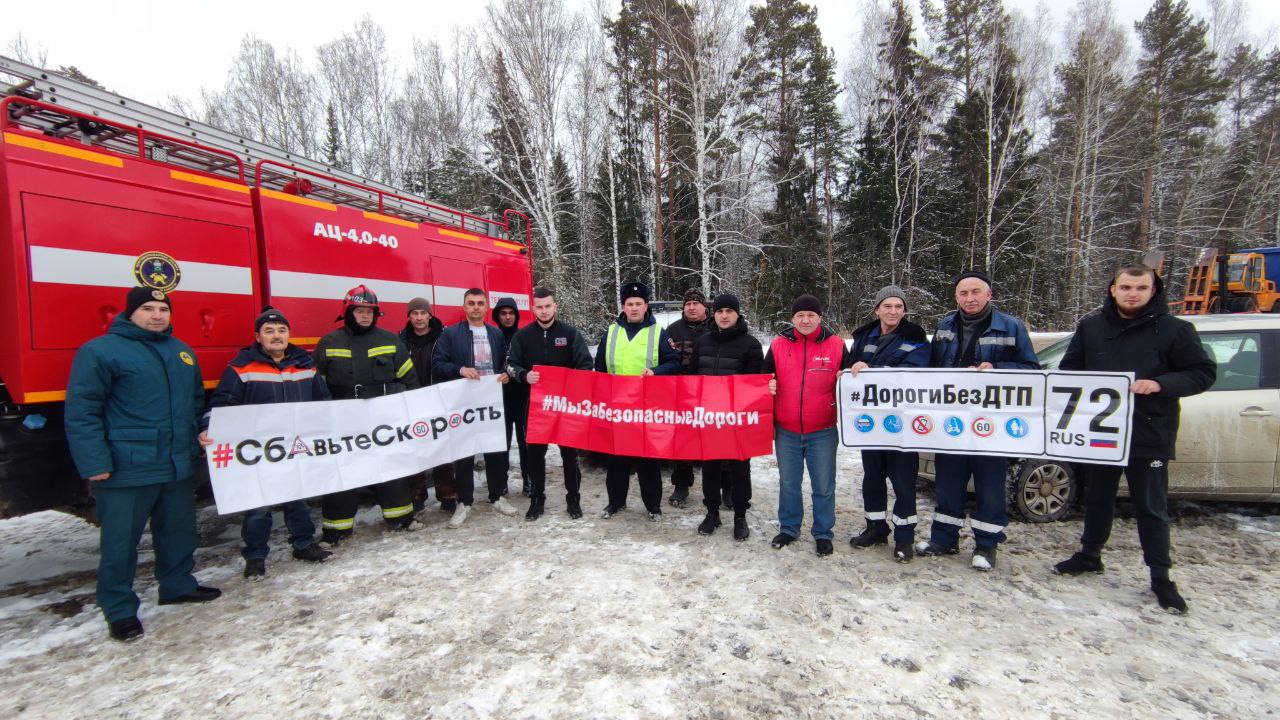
[201,343,331,430]
[64,314,205,486]
[399,316,445,388]
[594,309,682,375]
[1059,273,1216,458]
[690,316,764,376]
[849,318,931,368]
[762,325,849,434]
[492,297,524,407]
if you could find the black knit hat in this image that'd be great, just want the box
[954,269,992,289]
[254,306,290,331]
[712,293,741,314]
[620,282,651,303]
[791,294,823,316]
[124,286,171,318]
[683,288,707,306]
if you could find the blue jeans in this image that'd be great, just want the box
[242,500,317,560]
[776,427,837,541]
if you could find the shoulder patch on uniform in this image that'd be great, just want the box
[179,351,194,366]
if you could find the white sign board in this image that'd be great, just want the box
[837,368,1134,465]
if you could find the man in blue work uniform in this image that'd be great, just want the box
[916,270,1039,571]
[65,286,222,643]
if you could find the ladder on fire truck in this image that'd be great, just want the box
[0,55,514,240]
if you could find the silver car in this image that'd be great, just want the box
[919,313,1280,522]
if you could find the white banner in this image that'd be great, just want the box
[205,376,507,514]
[837,368,1135,465]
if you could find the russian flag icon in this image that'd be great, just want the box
[1089,438,1118,449]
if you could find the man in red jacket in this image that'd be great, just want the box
[763,294,849,556]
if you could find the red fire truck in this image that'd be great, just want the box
[0,57,534,517]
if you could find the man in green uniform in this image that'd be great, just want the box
[65,286,222,643]
[313,285,422,545]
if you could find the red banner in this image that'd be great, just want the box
[526,367,775,461]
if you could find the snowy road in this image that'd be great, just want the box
[1,449,1278,719]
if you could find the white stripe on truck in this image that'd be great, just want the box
[29,246,252,294]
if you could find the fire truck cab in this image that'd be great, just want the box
[0,60,533,517]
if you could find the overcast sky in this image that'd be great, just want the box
[5,0,1279,108]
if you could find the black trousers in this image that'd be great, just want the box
[861,449,919,545]
[605,455,663,512]
[506,400,529,484]
[671,461,697,489]
[455,452,510,505]
[702,460,751,514]
[321,476,414,530]
[526,443,582,501]
[1079,457,1173,577]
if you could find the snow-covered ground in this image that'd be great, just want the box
[1,447,1278,719]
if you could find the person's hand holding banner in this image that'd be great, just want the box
[526,367,774,461]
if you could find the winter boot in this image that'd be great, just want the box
[770,533,798,549]
[600,503,624,519]
[293,544,332,563]
[1151,578,1188,614]
[733,514,749,541]
[525,496,545,521]
[440,499,458,514]
[815,539,834,556]
[108,616,144,643]
[566,494,583,520]
[388,516,424,532]
[1053,552,1105,576]
[971,546,997,571]
[320,529,352,549]
[243,558,266,581]
[894,543,914,563]
[915,540,959,557]
[850,525,890,549]
[668,487,689,508]
[697,510,721,536]
[647,509,663,522]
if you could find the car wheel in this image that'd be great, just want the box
[1006,460,1077,523]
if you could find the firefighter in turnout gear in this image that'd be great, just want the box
[313,285,422,544]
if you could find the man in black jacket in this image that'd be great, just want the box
[666,288,712,507]
[314,286,421,545]
[399,297,456,513]
[493,296,530,496]
[1053,265,1216,614]
[432,288,518,527]
[688,293,763,540]
[506,287,595,520]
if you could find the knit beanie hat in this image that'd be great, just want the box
[874,284,907,311]
[254,306,290,331]
[124,286,170,318]
[712,293,741,314]
[683,288,707,306]
[954,269,992,288]
[791,294,823,316]
[407,297,433,315]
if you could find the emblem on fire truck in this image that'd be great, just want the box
[132,251,182,292]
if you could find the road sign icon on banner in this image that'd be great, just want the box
[883,415,903,433]
[1006,417,1029,438]
[911,415,933,435]
[972,417,995,437]
[944,416,964,437]
[855,414,875,433]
